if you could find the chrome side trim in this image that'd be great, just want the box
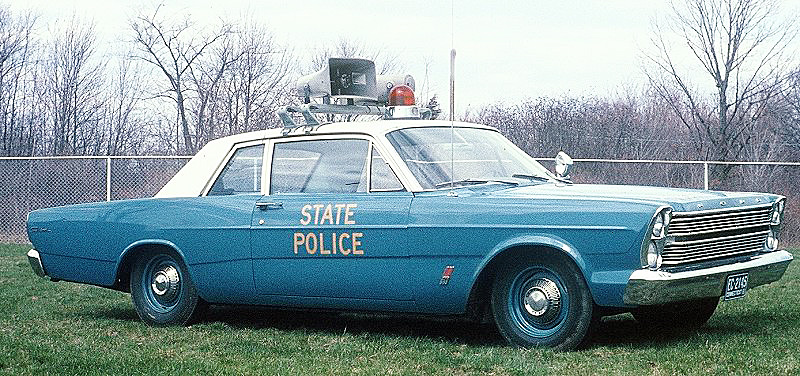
[623,250,793,306]
[27,249,48,278]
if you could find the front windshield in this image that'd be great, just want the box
[386,126,553,190]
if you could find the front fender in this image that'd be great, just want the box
[475,234,589,283]
[471,233,638,308]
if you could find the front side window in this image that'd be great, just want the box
[386,127,553,189]
[271,139,370,194]
[370,147,404,191]
[208,144,264,195]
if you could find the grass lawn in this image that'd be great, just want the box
[0,243,798,375]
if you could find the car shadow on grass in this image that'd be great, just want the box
[202,305,508,346]
[79,304,797,350]
[588,309,800,349]
[588,314,691,348]
[78,304,506,346]
[78,306,140,322]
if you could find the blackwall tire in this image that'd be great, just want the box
[130,251,206,326]
[491,254,594,351]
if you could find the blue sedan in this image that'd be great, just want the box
[26,119,793,350]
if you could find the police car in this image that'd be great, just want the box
[26,58,793,350]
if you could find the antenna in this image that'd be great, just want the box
[450,49,456,121]
[449,48,456,191]
[449,0,456,192]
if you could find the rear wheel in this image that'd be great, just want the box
[491,254,593,351]
[632,297,719,329]
[130,250,206,326]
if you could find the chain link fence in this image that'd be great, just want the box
[0,156,190,243]
[2,156,798,246]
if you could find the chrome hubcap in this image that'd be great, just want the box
[151,265,180,301]
[522,278,561,323]
[524,289,549,316]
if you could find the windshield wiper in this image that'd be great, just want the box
[434,178,519,189]
[511,173,551,181]
[511,173,571,184]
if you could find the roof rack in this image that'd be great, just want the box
[280,58,431,128]
[279,103,430,128]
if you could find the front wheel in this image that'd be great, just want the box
[130,251,206,326]
[491,254,594,351]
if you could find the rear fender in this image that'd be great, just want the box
[114,239,192,291]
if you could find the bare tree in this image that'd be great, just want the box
[131,5,230,153]
[101,58,150,155]
[779,69,800,151]
[185,18,294,143]
[309,38,403,75]
[221,21,293,133]
[0,7,37,156]
[40,18,106,155]
[187,36,239,145]
[645,0,794,178]
[468,93,705,188]
[416,56,436,110]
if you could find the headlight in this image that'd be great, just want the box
[646,241,662,269]
[641,206,672,269]
[766,228,779,250]
[652,215,665,238]
[651,208,672,239]
[771,199,785,225]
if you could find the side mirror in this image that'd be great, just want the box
[554,151,573,180]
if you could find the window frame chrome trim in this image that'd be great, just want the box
[201,140,268,197]
[266,133,410,195]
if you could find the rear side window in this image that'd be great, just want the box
[208,144,264,195]
[271,139,369,194]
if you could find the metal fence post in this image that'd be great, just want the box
[106,157,111,202]
[703,162,709,190]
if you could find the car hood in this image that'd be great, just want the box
[479,183,777,212]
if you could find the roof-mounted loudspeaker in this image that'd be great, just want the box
[296,58,377,103]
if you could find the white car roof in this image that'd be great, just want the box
[156,120,496,198]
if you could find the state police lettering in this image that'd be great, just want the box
[293,203,364,255]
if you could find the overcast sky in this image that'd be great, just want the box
[6,0,800,113]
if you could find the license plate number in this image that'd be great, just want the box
[724,273,749,300]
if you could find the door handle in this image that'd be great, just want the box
[255,202,283,210]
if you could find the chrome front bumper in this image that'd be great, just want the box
[27,249,48,278]
[623,250,793,306]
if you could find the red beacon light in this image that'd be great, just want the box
[388,84,415,106]
[384,84,421,119]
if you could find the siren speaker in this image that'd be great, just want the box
[296,58,377,102]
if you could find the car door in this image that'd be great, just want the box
[251,136,414,309]
[190,141,266,303]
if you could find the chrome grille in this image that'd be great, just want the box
[662,205,771,266]
[667,206,772,236]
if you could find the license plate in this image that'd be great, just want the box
[724,272,749,300]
